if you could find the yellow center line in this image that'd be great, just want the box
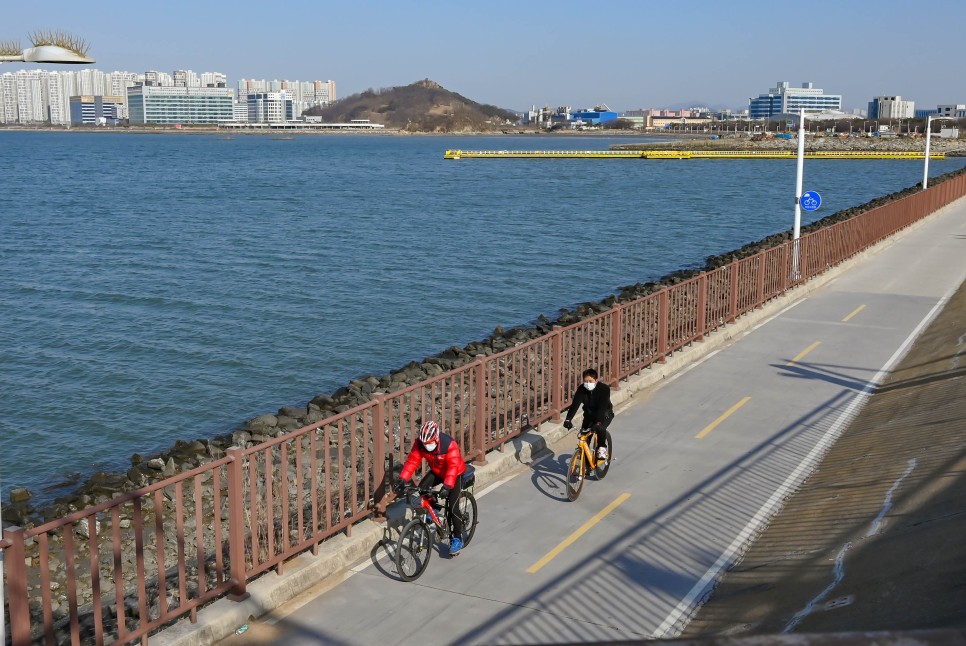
[695,396,752,439]
[526,493,631,574]
[842,304,866,322]
[786,341,822,366]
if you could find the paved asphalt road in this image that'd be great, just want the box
[219,196,966,646]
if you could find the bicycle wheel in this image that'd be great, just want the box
[594,431,613,480]
[395,518,433,582]
[567,447,585,501]
[455,491,478,546]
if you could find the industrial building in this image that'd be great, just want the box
[748,81,842,119]
[127,85,234,125]
[868,96,915,119]
[69,95,124,125]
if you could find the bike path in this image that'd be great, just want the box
[219,197,966,646]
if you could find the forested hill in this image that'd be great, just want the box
[303,79,518,132]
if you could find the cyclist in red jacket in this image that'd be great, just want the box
[394,420,468,555]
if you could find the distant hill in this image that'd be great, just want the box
[303,79,519,132]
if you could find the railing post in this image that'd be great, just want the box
[609,306,623,389]
[226,447,249,601]
[550,326,563,421]
[473,355,488,464]
[4,527,31,646]
[779,242,793,294]
[729,262,739,322]
[371,394,388,516]
[657,289,669,363]
[756,253,766,307]
[696,273,708,340]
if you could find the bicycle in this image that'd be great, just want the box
[393,469,478,582]
[566,426,614,501]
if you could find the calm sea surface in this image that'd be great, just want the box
[2,131,963,499]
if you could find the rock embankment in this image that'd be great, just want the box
[612,134,966,155]
[6,165,966,529]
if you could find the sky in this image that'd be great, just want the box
[3,0,964,113]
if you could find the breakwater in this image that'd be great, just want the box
[5,167,966,646]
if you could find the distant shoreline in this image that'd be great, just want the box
[0,125,686,138]
[2,126,960,154]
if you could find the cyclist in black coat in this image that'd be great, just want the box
[563,368,614,459]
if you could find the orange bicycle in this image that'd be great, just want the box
[566,427,613,501]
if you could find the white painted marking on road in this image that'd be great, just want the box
[651,281,959,639]
[782,458,917,633]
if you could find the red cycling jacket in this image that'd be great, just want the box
[399,432,466,489]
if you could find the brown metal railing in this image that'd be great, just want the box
[4,172,964,645]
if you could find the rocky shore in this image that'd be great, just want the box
[7,163,966,529]
[612,133,966,155]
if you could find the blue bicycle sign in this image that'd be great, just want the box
[800,191,821,212]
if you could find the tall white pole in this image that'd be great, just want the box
[923,115,933,190]
[793,108,806,277]
[1,474,5,646]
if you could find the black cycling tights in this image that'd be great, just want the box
[582,419,611,453]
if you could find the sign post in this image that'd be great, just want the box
[793,109,807,278]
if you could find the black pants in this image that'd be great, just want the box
[582,415,612,452]
[417,471,464,538]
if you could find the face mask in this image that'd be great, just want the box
[423,442,438,452]
[584,382,596,391]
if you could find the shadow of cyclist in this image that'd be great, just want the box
[529,450,572,502]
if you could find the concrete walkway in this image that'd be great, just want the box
[209,196,966,646]
[683,245,966,637]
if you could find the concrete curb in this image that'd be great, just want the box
[154,198,959,646]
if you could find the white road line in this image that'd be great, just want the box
[651,280,959,639]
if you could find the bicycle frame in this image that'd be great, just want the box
[403,487,448,536]
[577,431,599,472]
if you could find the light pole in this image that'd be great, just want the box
[923,115,950,189]
[0,31,93,646]
[793,108,806,277]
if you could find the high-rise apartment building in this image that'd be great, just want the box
[748,81,842,119]
[237,78,336,117]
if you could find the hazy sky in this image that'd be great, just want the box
[4,0,963,112]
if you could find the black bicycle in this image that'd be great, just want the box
[394,471,478,582]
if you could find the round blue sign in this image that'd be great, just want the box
[800,191,821,212]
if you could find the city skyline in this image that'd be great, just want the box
[3,0,964,113]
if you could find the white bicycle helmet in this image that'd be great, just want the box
[418,420,440,445]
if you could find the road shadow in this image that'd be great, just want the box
[529,450,572,502]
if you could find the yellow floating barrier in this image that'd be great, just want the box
[442,149,945,160]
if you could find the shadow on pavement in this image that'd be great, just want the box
[529,450,572,502]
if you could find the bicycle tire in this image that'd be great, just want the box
[395,518,433,582]
[567,447,585,501]
[455,491,478,546]
[594,431,614,480]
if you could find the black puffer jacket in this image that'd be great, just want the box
[565,382,613,427]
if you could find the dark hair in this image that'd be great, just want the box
[582,368,599,379]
